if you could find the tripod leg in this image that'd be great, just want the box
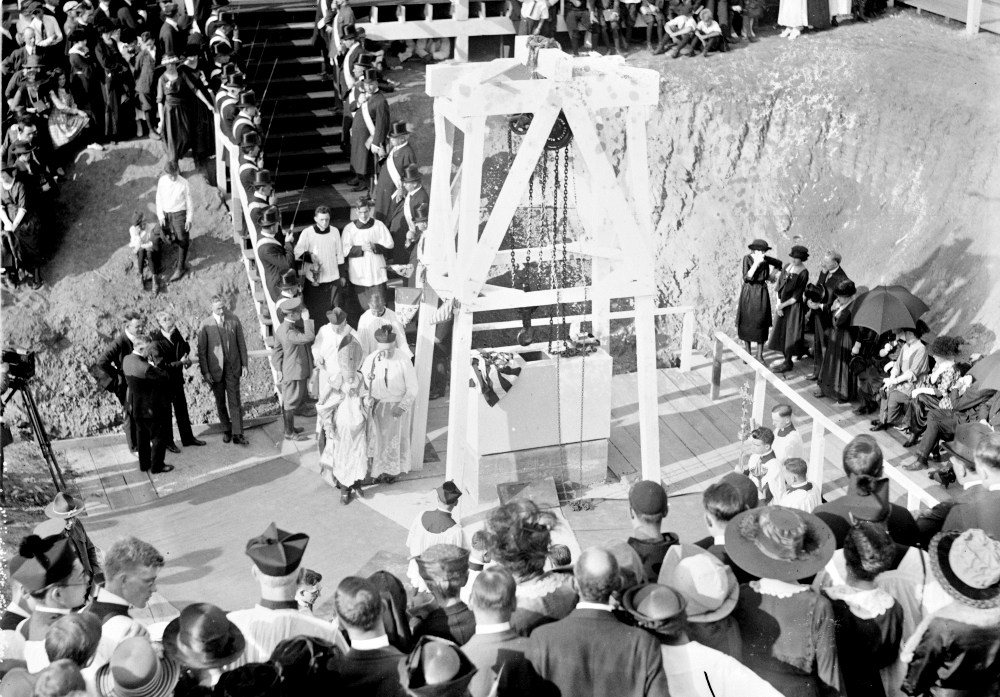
[22,388,66,490]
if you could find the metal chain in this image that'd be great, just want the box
[561,147,570,341]
[524,169,532,292]
[580,282,587,481]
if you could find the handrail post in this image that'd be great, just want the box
[808,420,825,489]
[679,309,694,373]
[710,336,723,400]
[214,112,226,190]
[752,370,766,427]
[967,0,983,34]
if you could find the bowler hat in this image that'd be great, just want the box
[929,529,1000,609]
[161,603,246,670]
[96,637,180,697]
[45,492,85,519]
[621,583,686,628]
[245,522,310,577]
[401,163,422,184]
[436,481,461,506]
[747,238,771,252]
[374,325,396,346]
[413,202,429,224]
[789,245,810,261]
[724,506,834,582]
[804,283,827,305]
[252,169,273,188]
[657,544,739,622]
[629,480,668,516]
[259,206,280,228]
[389,121,412,139]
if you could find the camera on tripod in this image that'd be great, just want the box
[3,348,37,387]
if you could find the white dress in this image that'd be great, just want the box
[829,0,852,15]
[312,325,358,404]
[361,350,418,477]
[317,372,370,488]
[778,0,809,27]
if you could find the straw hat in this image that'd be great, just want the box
[928,529,1000,609]
[657,544,739,622]
[96,637,180,697]
[724,506,835,582]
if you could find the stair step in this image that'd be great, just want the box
[268,125,342,139]
[269,108,340,120]
[272,144,348,158]
[275,55,324,66]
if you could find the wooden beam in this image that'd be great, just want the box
[427,102,456,273]
[425,59,524,97]
[468,281,642,311]
[967,0,983,33]
[410,285,440,472]
[447,78,659,117]
[634,294,661,481]
[214,112,227,190]
[454,0,470,61]
[356,17,515,44]
[445,309,474,486]
[456,115,487,284]
[491,242,625,268]
[808,420,825,489]
[625,105,656,272]
[465,105,561,298]
[432,95,468,131]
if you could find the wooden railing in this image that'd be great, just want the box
[711,331,940,513]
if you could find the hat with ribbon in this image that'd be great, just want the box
[398,636,477,697]
[724,505,835,582]
[789,245,810,261]
[245,522,310,577]
[373,325,396,347]
[629,480,668,517]
[621,583,686,629]
[748,239,771,252]
[161,603,246,670]
[96,636,181,697]
[413,202,429,224]
[929,529,1000,609]
[436,481,461,506]
[657,544,739,622]
[389,121,412,139]
[45,492,85,519]
[401,163,422,184]
[11,534,78,593]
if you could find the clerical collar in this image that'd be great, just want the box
[776,425,795,438]
[96,587,131,607]
[760,450,775,463]
[351,635,390,651]
[437,506,454,516]
[576,601,613,612]
[475,622,511,635]
[258,600,299,611]
[313,225,330,235]
[355,218,374,229]
[786,481,813,492]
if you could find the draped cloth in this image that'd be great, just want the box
[470,350,522,407]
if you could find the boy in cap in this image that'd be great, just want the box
[293,205,347,329]
[272,297,316,441]
[227,523,347,666]
[340,195,393,326]
[625,480,679,583]
[407,481,468,591]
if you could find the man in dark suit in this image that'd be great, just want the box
[256,207,295,303]
[96,311,142,452]
[916,423,990,546]
[463,567,549,697]
[123,335,173,473]
[906,387,999,470]
[530,547,670,697]
[33,492,103,585]
[943,431,1000,539]
[157,2,186,64]
[151,309,205,453]
[197,295,249,445]
[806,250,849,380]
[390,164,429,265]
[333,576,406,697]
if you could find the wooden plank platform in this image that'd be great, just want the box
[900,0,1000,33]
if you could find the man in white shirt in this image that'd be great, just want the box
[741,426,785,504]
[155,160,194,282]
[340,196,393,326]
[775,457,821,513]
[771,403,805,463]
[293,206,346,330]
[227,523,347,666]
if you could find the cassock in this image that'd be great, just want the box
[405,508,467,590]
[361,349,417,478]
[810,265,850,374]
[227,603,349,666]
[373,142,414,226]
[350,89,389,177]
[357,307,411,359]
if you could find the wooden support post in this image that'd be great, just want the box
[680,309,694,373]
[808,420,826,489]
[591,257,612,345]
[445,309,474,487]
[427,103,457,272]
[410,285,440,472]
[454,0,470,61]
[966,0,983,33]
[711,336,723,400]
[229,147,243,239]
[752,369,767,428]
[635,294,661,482]
[456,116,486,298]
[214,113,227,190]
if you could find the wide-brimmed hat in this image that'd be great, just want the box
[804,283,828,305]
[398,636,477,697]
[245,522,309,577]
[930,335,964,359]
[413,202,429,224]
[436,480,461,506]
[161,53,181,65]
[789,245,810,261]
[621,583,686,628]
[724,506,834,582]
[45,491,85,519]
[96,637,180,697]
[748,239,771,252]
[944,423,993,467]
[929,529,1000,609]
[161,603,246,670]
[10,141,36,156]
[401,163,422,184]
[183,43,201,58]
[657,544,739,622]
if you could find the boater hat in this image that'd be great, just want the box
[24,54,44,70]
[388,121,412,139]
[161,603,246,670]
[929,529,1000,609]
[161,53,181,66]
[245,522,310,577]
[96,637,180,697]
[401,163,422,184]
[748,239,771,252]
[45,492,85,519]
[724,506,834,582]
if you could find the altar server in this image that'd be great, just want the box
[361,326,417,482]
[406,481,468,591]
[341,195,393,325]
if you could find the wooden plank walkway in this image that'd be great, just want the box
[900,0,1000,34]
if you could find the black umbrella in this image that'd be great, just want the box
[851,286,927,335]
[969,351,1000,392]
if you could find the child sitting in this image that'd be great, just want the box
[654,3,696,56]
[128,212,163,294]
[775,457,821,513]
[694,8,723,56]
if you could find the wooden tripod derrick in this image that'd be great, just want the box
[410,42,665,490]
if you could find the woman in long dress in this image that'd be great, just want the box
[736,238,782,361]
[361,325,417,483]
[318,334,370,505]
[157,54,213,163]
[94,21,131,143]
[815,280,858,402]
[767,245,809,374]
[777,0,808,38]
[1,169,45,288]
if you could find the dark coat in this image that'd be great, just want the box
[68,50,98,112]
[334,646,406,697]
[942,489,1000,540]
[530,608,670,697]
[157,20,185,63]
[902,616,1000,696]
[150,327,191,385]
[814,480,921,549]
[97,333,133,394]
[257,237,294,302]
[272,319,316,380]
[462,628,550,697]
[350,89,389,177]
[123,353,170,419]
[197,312,248,381]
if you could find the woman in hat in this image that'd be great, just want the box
[94,18,131,143]
[1,166,45,289]
[821,522,903,697]
[900,529,1000,696]
[870,324,930,433]
[737,239,782,362]
[622,583,782,697]
[162,603,246,691]
[45,67,91,150]
[767,245,810,374]
[157,52,212,163]
[901,335,966,448]
[814,279,859,403]
[318,333,370,504]
[727,506,842,697]
[361,325,417,482]
[373,120,415,228]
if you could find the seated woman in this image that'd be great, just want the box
[853,329,900,416]
[902,335,966,447]
[871,324,930,432]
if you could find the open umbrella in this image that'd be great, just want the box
[969,351,1000,392]
[851,285,928,335]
